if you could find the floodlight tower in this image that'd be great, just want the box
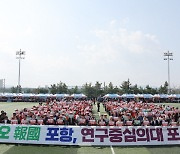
[164,51,173,94]
[3,79,5,93]
[16,49,25,93]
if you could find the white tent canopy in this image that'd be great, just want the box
[142,94,153,99]
[54,94,69,98]
[103,94,120,98]
[121,94,136,99]
[71,94,87,98]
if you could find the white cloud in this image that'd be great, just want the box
[24,26,33,37]
[110,19,117,26]
[77,20,160,64]
[121,17,130,26]
[0,17,162,87]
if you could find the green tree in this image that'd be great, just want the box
[11,86,18,93]
[106,82,119,94]
[120,79,131,93]
[57,81,68,93]
[131,84,140,94]
[34,87,49,94]
[94,81,103,97]
[144,85,152,94]
[68,86,80,94]
[142,85,158,94]
[82,83,95,98]
[24,88,34,93]
[49,84,57,94]
[48,81,68,94]
[108,82,114,93]
[159,81,168,94]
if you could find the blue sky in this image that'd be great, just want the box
[0,0,180,88]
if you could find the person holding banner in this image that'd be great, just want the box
[98,115,106,126]
[21,115,28,124]
[10,112,19,124]
[108,116,115,126]
[78,115,87,126]
[47,114,56,125]
[56,115,65,125]
[68,111,76,125]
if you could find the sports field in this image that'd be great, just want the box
[0,102,180,154]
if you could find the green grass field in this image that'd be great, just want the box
[0,102,180,154]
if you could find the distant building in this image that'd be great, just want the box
[0,79,3,88]
[0,79,5,92]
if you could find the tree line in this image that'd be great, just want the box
[7,79,179,98]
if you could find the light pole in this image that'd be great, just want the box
[3,79,5,93]
[16,49,25,93]
[164,51,173,94]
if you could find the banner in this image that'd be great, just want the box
[0,124,180,146]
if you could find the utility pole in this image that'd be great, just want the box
[164,51,173,94]
[16,49,25,93]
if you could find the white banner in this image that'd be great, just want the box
[0,124,180,145]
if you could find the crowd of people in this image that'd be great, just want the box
[103,100,180,126]
[1,100,98,126]
[0,99,180,126]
